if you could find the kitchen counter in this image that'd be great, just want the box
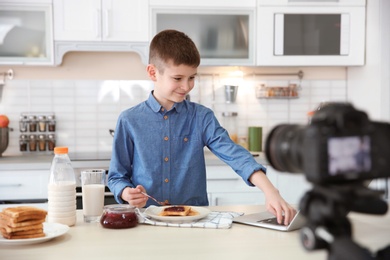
[1,204,389,260]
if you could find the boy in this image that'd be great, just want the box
[108,30,296,225]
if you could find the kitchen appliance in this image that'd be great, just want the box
[0,127,9,156]
[257,0,366,66]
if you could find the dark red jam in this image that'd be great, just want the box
[100,205,138,229]
[164,206,185,212]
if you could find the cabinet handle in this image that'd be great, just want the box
[95,9,101,38]
[104,9,110,38]
[0,184,22,187]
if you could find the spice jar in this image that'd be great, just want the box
[38,134,46,151]
[29,134,37,151]
[19,115,28,132]
[47,115,56,132]
[19,134,28,152]
[100,204,138,229]
[29,115,37,132]
[47,134,56,151]
[38,115,47,132]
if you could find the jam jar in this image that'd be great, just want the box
[100,204,138,229]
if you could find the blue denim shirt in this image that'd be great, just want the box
[108,92,266,207]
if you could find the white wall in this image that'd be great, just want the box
[347,0,390,121]
[1,77,347,156]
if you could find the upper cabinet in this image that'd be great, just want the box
[0,1,54,65]
[53,0,149,65]
[150,0,256,66]
[53,0,148,42]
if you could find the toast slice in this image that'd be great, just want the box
[0,206,47,223]
[0,216,46,228]
[1,231,45,239]
[159,206,192,216]
[0,223,43,233]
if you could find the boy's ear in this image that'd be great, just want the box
[146,64,157,81]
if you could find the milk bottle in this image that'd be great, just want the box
[47,147,77,226]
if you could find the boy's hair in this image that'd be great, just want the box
[149,30,200,73]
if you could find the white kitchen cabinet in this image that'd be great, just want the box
[53,0,148,42]
[266,166,312,205]
[0,1,54,65]
[0,170,50,201]
[150,0,256,66]
[206,165,265,206]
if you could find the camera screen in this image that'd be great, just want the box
[328,136,371,176]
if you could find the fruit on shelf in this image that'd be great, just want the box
[0,115,10,128]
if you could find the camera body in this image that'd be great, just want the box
[265,103,390,185]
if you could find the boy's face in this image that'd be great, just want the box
[147,60,197,110]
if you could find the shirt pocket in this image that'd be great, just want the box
[172,134,203,170]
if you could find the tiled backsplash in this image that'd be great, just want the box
[0,77,347,156]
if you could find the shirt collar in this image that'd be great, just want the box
[147,91,185,113]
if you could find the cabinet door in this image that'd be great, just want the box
[53,0,101,41]
[54,0,148,42]
[0,3,54,65]
[102,0,148,42]
[0,170,50,201]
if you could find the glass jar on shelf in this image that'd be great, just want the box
[47,134,56,151]
[19,134,28,152]
[29,134,37,151]
[19,115,28,132]
[38,134,46,151]
[47,115,56,132]
[38,115,47,132]
[28,115,37,132]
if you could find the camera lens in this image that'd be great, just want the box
[265,124,306,173]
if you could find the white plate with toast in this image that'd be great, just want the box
[0,222,69,246]
[144,206,211,223]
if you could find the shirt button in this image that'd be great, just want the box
[164,178,169,183]
[184,137,188,142]
[161,108,165,112]
[164,115,168,120]
[164,136,169,141]
[164,157,169,162]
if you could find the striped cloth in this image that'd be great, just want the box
[136,207,243,229]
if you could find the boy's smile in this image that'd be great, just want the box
[147,60,197,110]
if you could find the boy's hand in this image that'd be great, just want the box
[121,185,148,208]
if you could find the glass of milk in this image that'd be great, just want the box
[81,169,106,223]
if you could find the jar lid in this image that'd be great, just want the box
[54,147,68,154]
[103,204,136,213]
[29,134,37,139]
[29,115,37,120]
[47,115,55,120]
[38,134,46,139]
[48,134,55,139]
[38,115,46,120]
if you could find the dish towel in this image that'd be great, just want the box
[136,207,243,229]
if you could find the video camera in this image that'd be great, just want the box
[265,102,390,260]
[265,102,390,185]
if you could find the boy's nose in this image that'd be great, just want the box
[181,82,193,91]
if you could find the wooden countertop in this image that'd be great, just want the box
[1,204,389,260]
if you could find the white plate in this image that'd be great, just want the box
[0,222,69,246]
[144,206,211,223]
